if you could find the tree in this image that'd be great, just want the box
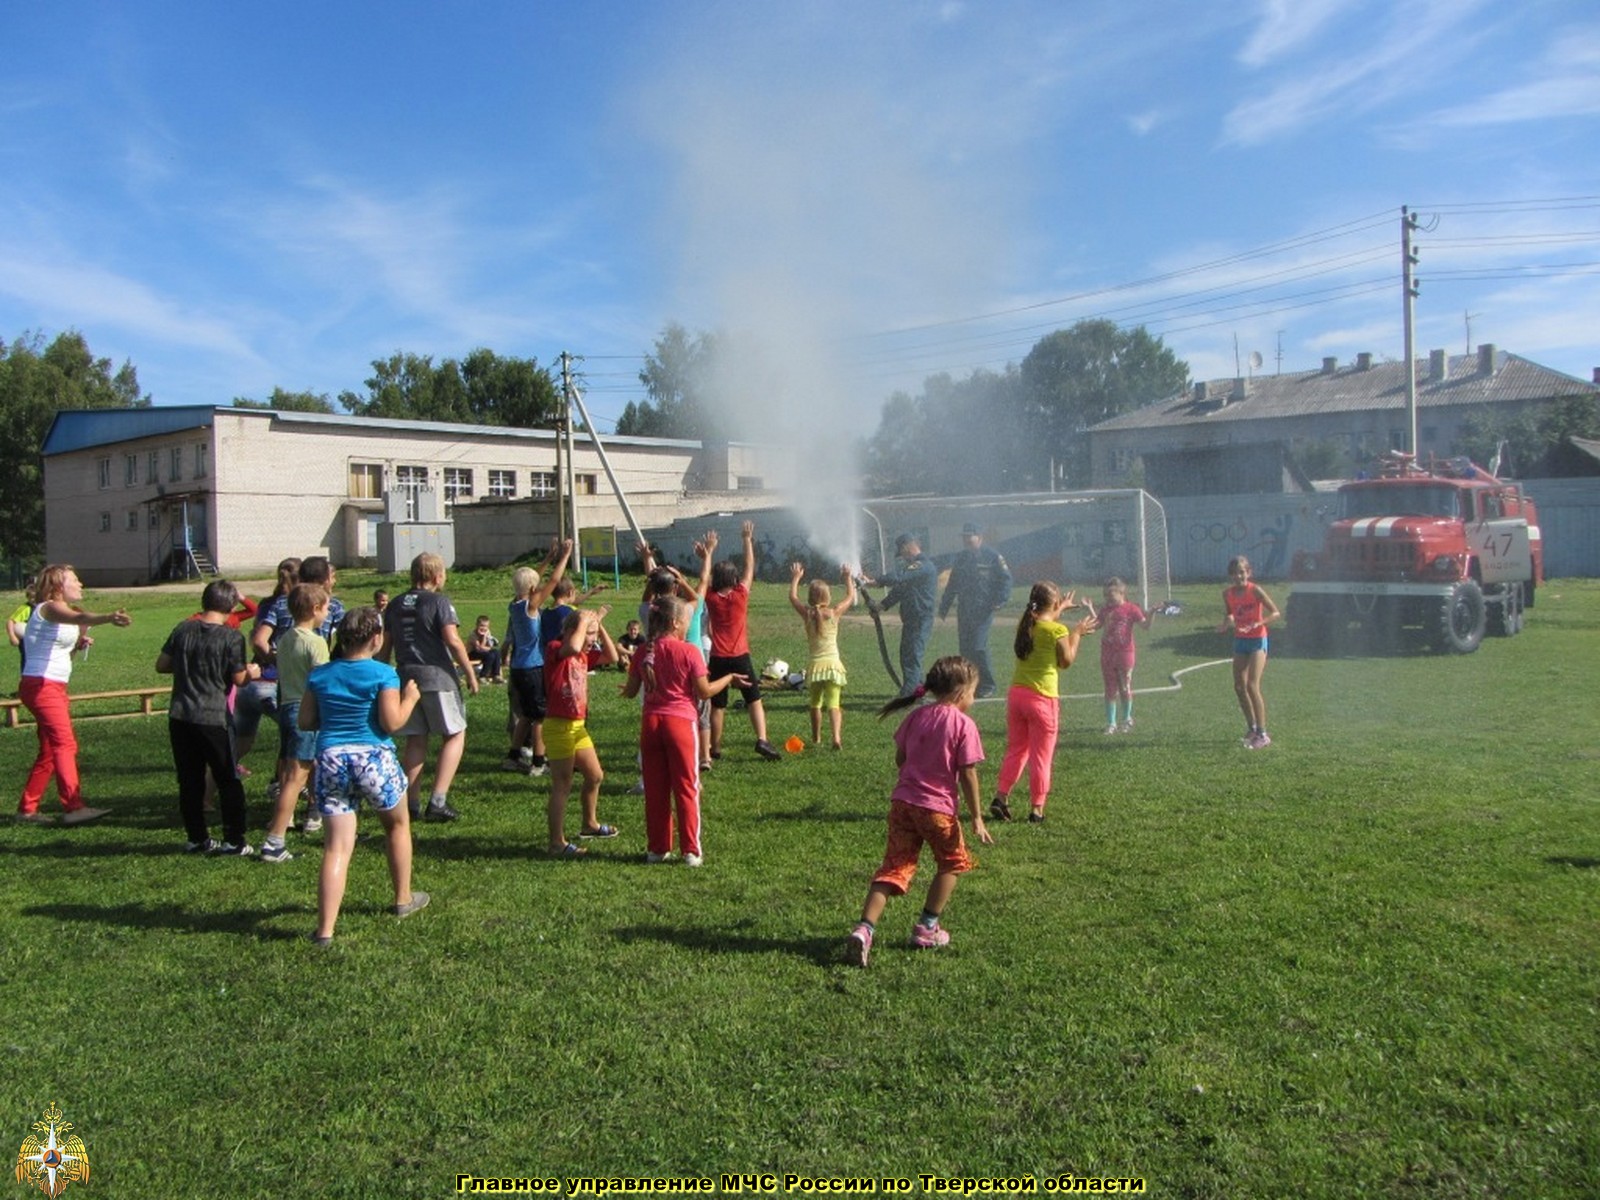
[0,330,150,561]
[338,349,561,428]
[1018,320,1189,489]
[1456,393,1600,478]
[618,323,722,440]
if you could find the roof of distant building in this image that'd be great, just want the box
[1087,348,1598,435]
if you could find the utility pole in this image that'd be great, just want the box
[560,352,582,574]
[1401,206,1420,455]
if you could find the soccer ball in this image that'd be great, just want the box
[761,658,789,682]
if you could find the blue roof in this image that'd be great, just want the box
[41,406,223,457]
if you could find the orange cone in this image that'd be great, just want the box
[784,735,806,754]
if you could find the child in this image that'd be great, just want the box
[502,539,573,776]
[468,616,502,683]
[615,619,646,671]
[788,562,856,750]
[155,580,259,853]
[621,595,749,867]
[702,521,781,761]
[543,605,620,856]
[380,553,479,822]
[845,656,994,967]
[260,583,332,862]
[989,582,1098,825]
[1218,555,1280,749]
[299,607,427,944]
[1097,577,1152,734]
[372,589,389,615]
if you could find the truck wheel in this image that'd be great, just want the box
[1486,582,1524,637]
[1437,579,1486,653]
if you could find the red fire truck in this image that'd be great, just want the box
[1288,453,1542,654]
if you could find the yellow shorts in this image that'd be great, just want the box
[542,716,594,761]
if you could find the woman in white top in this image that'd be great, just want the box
[17,564,132,825]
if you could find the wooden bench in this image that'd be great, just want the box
[0,687,169,728]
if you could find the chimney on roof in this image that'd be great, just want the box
[1230,377,1248,401]
[1593,367,1600,385]
[1192,381,1209,403]
[1430,349,1449,382]
[1321,356,1338,375]
[1356,352,1373,371]
[1478,343,1497,375]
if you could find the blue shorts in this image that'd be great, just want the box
[1234,636,1268,656]
[232,679,277,738]
[277,701,317,763]
[314,744,408,815]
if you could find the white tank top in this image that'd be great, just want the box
[22,607,80,683]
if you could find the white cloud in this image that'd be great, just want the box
[1406,26,1600,129]
[1237,0,1365,69]
[1126,109,1166,136]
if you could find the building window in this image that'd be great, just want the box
[531,471,557,498]
[148,450,160,483]
[735,476,763,491]
[443,467,474,505]
[169,447,183,483]
[487,469,516,498]
[575,473,598,496]
[396,464,429,521]
[125,510,139,531]
[148,508,160,530]
[98,458,112,489]
[124,454,138,486]
[349,462,384,499]
[194,443,208,479]
[99,511,111,532]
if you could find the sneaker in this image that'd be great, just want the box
[909,923,951,949]
[15,811,55,825]
[267,780,282,801]
[211,841,255,857]
[989,797,1012,823]
[184,837,217,854]
[1104,724,1118,736]
[393,892,430,918]
[424,800,459,823]
[61,805,110,826]
[755,739,782,761]
[500,756,528,773]
[1254,731,1272,748]
[699,760,713,772]
[645,852,673,864]
[259,842,295,864]
[1241,732,1260,749]
[1118,720,1134,734]
[407,799,422,820]
[683,853,704,868]
[527,761,549,779]
[846,923,873,967]
[301,812,323,833]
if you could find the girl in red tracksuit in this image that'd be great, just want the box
[621,596,748,867]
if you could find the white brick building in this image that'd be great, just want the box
[41,406,782,585]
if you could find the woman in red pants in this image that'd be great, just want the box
[16,564,132,825]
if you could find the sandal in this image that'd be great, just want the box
[552,841,588,858]
[989,797,1013,823]
[579,824,619,839]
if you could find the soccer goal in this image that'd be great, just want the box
[858,489,1172,612]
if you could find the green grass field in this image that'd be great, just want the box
[2,570,1596,1199]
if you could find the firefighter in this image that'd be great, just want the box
[869,533,939,699]
[938,522,1012,698]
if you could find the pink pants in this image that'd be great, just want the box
[641,712,701,857]
[19,677,87,814]
[997,684,1059,809]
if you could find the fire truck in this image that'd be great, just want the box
[1287,452,1542,654]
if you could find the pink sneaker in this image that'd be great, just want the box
[1255,731,1272,748]
[908,923,950,950]
[846,923,873,967]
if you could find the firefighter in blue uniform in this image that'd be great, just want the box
[939,522,1012,698]
[871,532,939,698]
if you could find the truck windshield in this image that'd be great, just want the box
[1341,485,1460,520]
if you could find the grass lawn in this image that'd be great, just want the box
[2,569,1596,1199]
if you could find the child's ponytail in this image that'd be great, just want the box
[876,656,978,719]
[1014,581,1063,659]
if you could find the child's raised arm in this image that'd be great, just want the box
[739,521,756,588]
[835,564,857,617]
[787,562,808,616]
[590,608,619,669]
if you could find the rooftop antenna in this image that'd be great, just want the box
[1464,309,1479,354]
[1275,331,1284,375]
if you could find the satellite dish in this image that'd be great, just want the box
[1248,350,1264,370]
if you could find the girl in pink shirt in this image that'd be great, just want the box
[1097,577,1152,735]
[845,656,994,967]
[621,596,749,866]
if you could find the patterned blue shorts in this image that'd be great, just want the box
[314,744,408,815]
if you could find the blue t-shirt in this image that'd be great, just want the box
[507,598,543,670]
[306,657,400,752]
[540,604,574,648]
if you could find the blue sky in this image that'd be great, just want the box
[3,0,1598,435]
